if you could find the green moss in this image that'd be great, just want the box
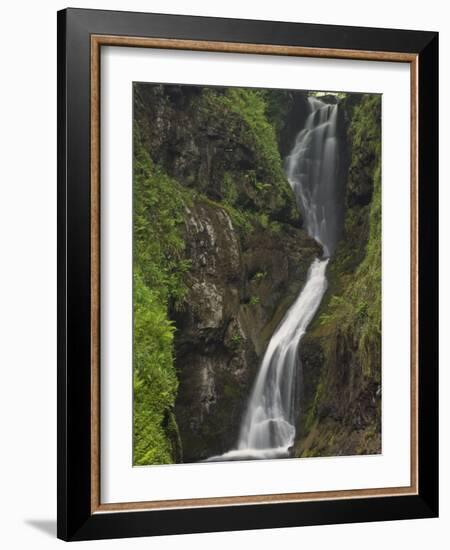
[251,271,267,282]
[223,382,241,400]
[133,273,178,465]
[205,88,284,182]
[199,87,299,224]
[261,89,295,136]
[295,94,382,457]
[201,194,254,235]
[133,134,192,465]
[222,172,238,205]
[230,331,243,347]
[303,375,327,434]
[131,84,309,462]
[318,95,381,378]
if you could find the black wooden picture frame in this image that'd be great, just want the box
[57,7,438,541]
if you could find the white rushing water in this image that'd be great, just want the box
[286,97,340,257]
[207,97,339,462]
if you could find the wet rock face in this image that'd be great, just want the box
[276,92,310,158]
[296,330,382,457]
[173,199,319,461]
[174,202,241,345]
[134,83,301,227]
[172,200,252,460]
[293,94,382,459]
[136,85,239,192]
[134,82,321,461]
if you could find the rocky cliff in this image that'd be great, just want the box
[133,84,381,464]
[293,94,382,457]
[133,84,320,462]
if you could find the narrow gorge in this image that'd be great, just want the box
[208,97,341,461]
[133,84,382,465]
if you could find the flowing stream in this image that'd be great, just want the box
[207,97,340,461]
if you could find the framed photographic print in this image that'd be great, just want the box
[57,8,438,541]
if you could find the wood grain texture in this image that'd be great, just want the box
[89,34,419,513]
[90,35,101,513]
[95,485,417,513]
[92,35,417,62]
[410,55,419,494]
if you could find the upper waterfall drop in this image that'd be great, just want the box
[206,96,342,462]
[285,97,340,257]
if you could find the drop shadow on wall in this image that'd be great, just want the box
[25,519,56,538]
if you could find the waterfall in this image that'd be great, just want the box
[207,97,340,462]
[286,97,340,257]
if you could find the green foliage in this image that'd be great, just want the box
[131,84,307,463]
[133,272,179,465]
[230,331,243,347]
[202,194,254,235]
[200,87,298,223]
[269,221,282,234]
[208,87,284,182]
[134,139,191,306]
[294,95,382,458]
[348,95,381,156]
[320,166,381,376]
[318,95,382,379]
[133,135,191,465]
[353,163,381,375]
[251,271,267,282]
[303,375,326,434]
[255,182,272,192]
[222,172,238,205]
[261,89,294,136]
[203,192,283,245]
[257,212,270,229]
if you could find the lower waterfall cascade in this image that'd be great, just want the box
[207,96,341,462]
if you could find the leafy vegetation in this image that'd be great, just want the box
[318,95,381,378]
[133,272,179,465]
[133,134,191,465]
[295,94,382,457]
[262,89,295,136]
[251,271,267,282]
[199,88,299,224]
[202,87,285,184]
[318,168,381,378]
[132,83,382,463]
[230,331,244,347]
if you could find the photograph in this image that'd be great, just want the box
[47,3,439,543]
[132,82,382,466]
[0,0,444,546]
